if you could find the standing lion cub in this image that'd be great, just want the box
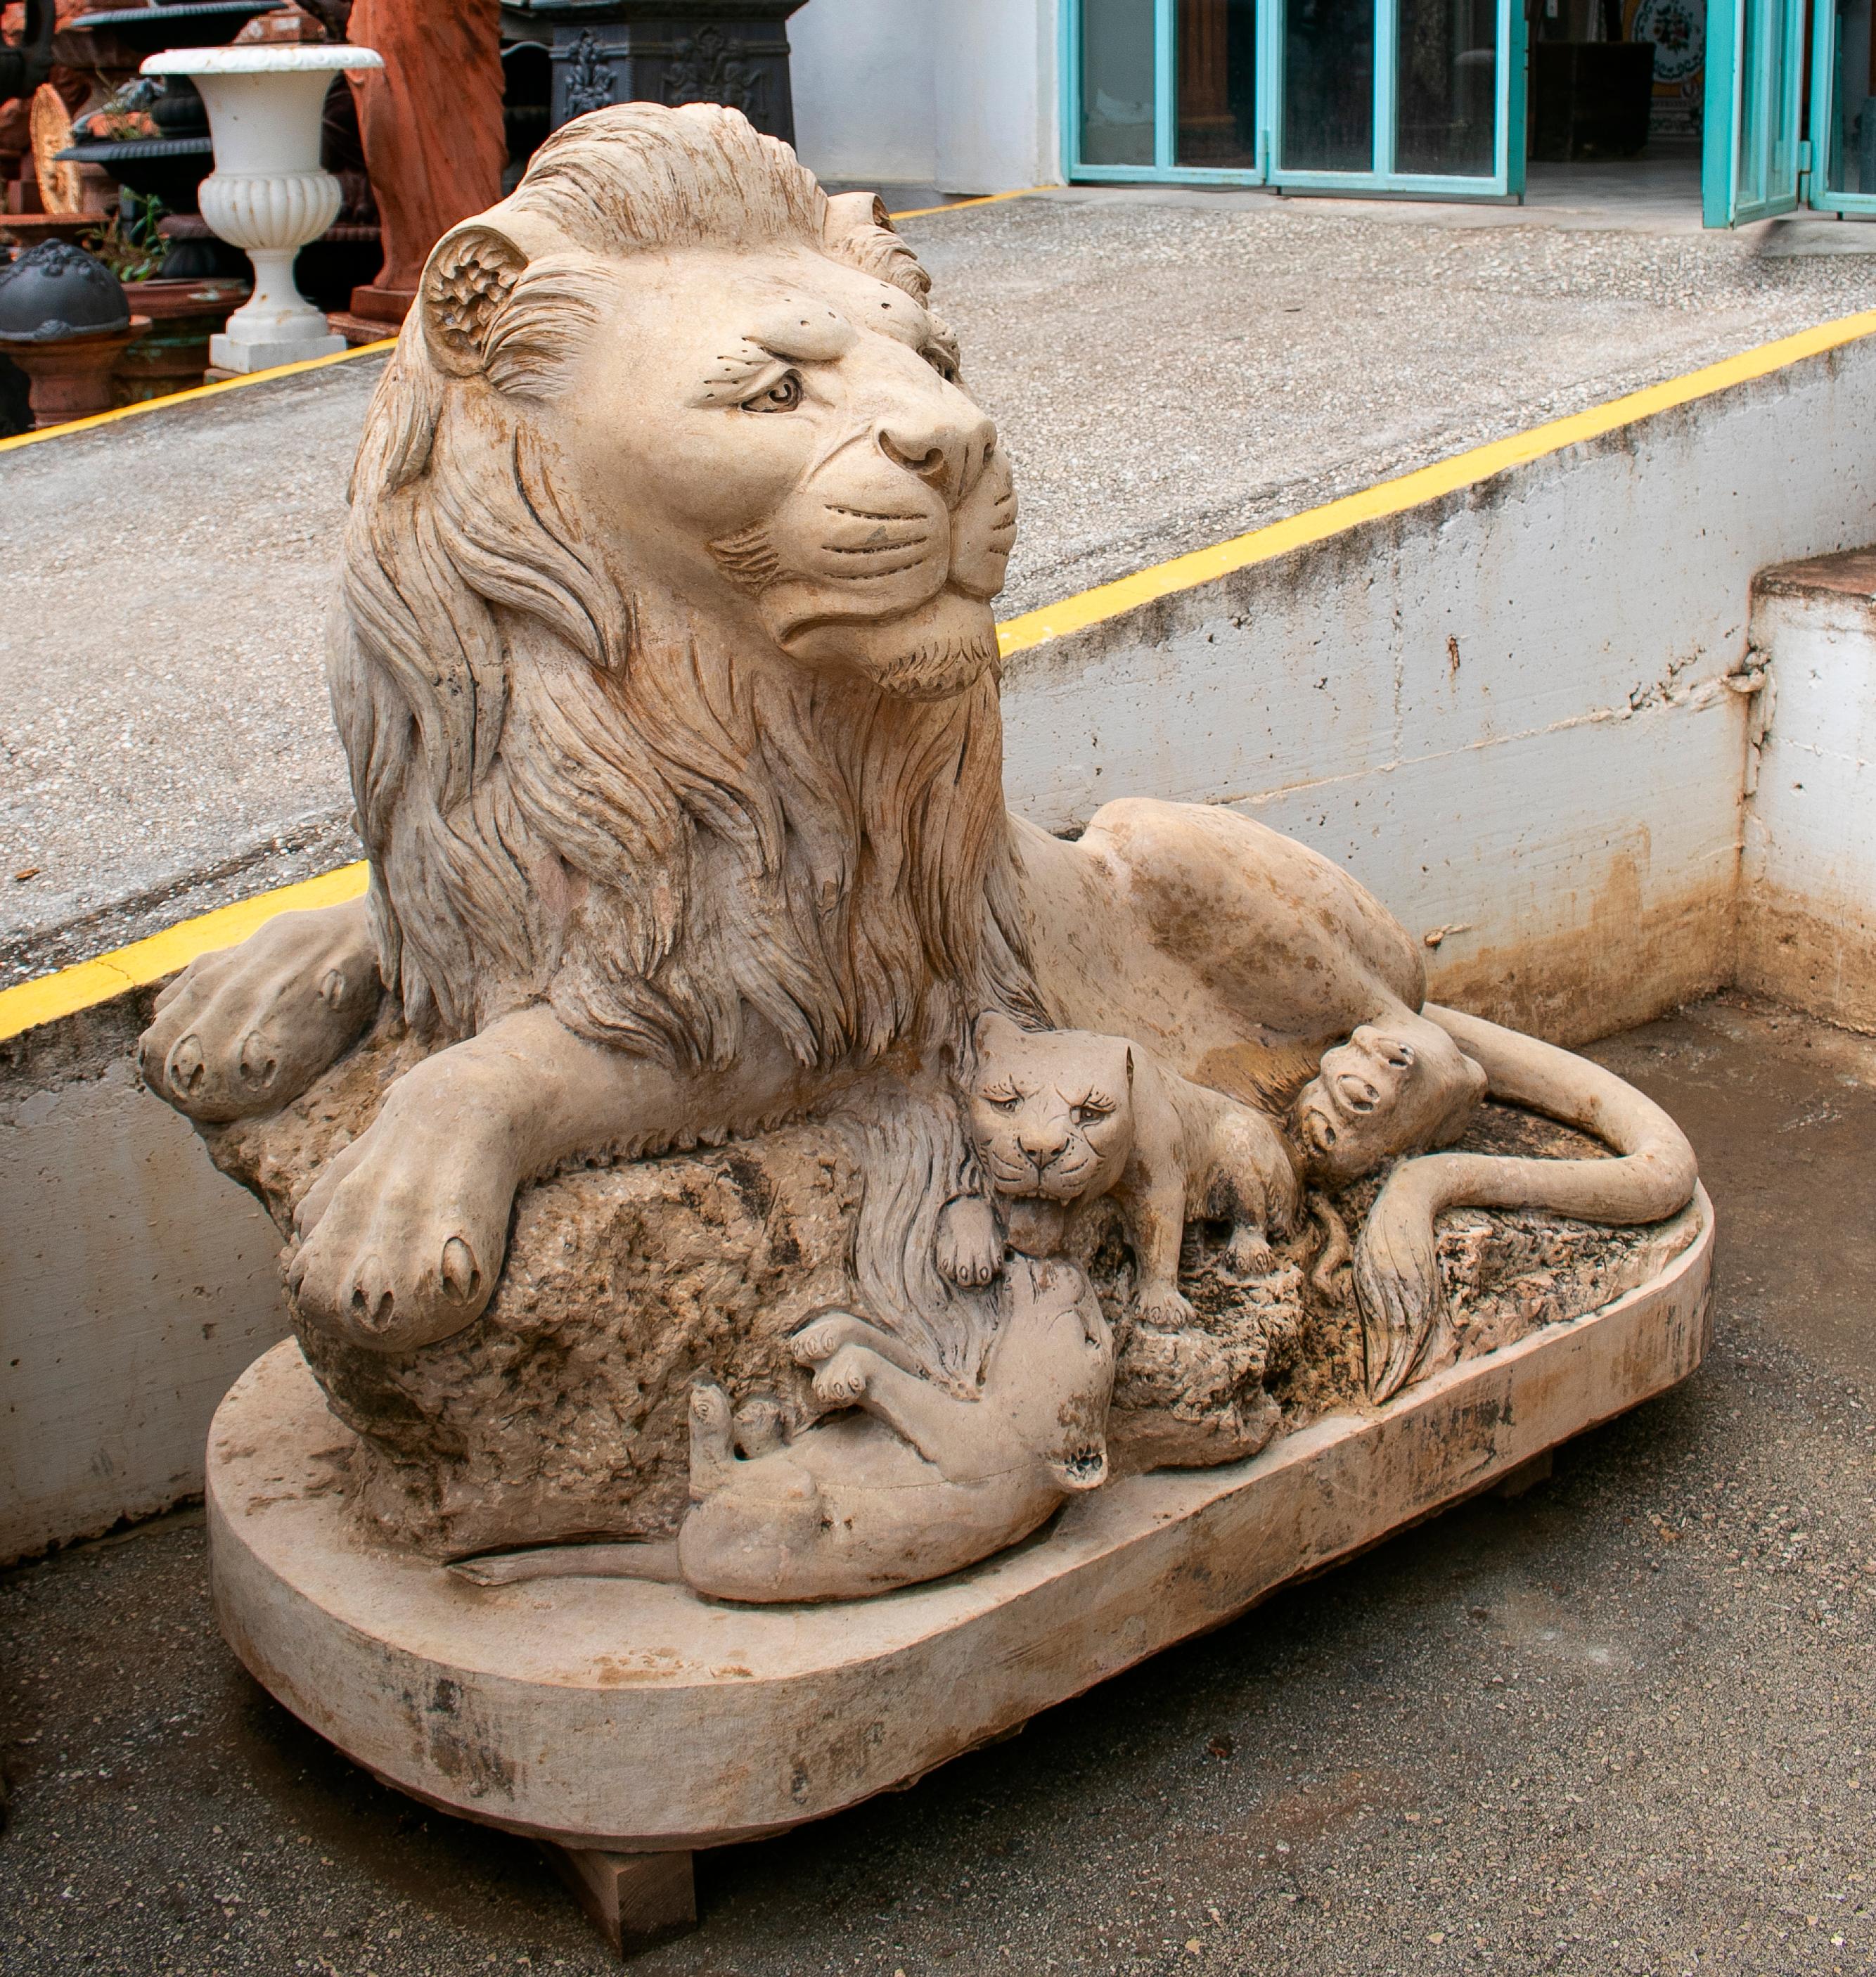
[946,1011,1302,1325]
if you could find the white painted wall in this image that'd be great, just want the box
[790,0,938,184]
[789,0,1060,192]
[1739,568,1876,1029]
[934,0,1060,192]
[1001,334,1876,1044]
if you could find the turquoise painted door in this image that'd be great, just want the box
[1065,0,1527,200]
[1703,0,1808,223]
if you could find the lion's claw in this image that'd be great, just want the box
[287,1113,509,1354]
[1136,1286,1196,1329]
[934,1194,1001,1288]
[138,900,380,1123]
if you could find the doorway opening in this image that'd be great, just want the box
[1065,0,1876,227]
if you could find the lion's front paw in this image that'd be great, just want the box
[813,1345,870,1407]
[1136,1284,1197,1329]
[138,902,380,1122]
[935,1194,1001,1288]
[286,1115,513,1353]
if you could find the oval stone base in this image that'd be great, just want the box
[208,1189,1711,1853]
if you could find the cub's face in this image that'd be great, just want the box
[967,1012,1135,1203]
[1293,1016,1484,1184]
[555,244,1016,700]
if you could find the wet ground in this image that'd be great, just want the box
[3,988,1874,1976]
[8,189,1876,980]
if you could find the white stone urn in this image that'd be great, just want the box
[142,44,385,374]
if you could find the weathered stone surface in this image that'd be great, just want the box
[205,1014,1697,1558]
[204,1196,1710,1850]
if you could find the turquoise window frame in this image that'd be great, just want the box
[1807,0,1876,217]
[1061,0,1527,199]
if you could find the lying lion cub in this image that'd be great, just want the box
[677,1254,1114,1603]
[947,1012,1302,1326]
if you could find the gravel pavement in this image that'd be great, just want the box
[6,191,1876,982]
[4,990,1875,1976]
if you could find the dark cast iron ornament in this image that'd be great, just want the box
[498,1,807,146]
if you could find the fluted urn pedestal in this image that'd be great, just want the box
[142,44,385,374]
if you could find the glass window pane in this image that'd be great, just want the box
[1768,0,1802,181]
[1176,0,1259,167]
[1396,0,1498,175]
[1282,0,1377,172]
[1736,0,1766,205]
[1081,0,1158,167]
[1830,0,1876,193]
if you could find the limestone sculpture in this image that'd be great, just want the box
[141,105,1702,1626]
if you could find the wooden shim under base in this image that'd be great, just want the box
[542,1844,696,1957]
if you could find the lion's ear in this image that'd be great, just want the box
[823,189,893,245]
[420,222,532,377]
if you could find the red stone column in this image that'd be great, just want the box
[343,0,504,331]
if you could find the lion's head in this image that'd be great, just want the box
[332,104,1042,1067]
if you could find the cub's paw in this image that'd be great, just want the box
[1135,1285,1197,1330]
[734,1395,788,1457]
[1219,1229,1276,1282]
[812,1345,871,1407]
[934,1194,1001,1288]
[138,902,380,1122]
[286,1115,512,1353]
[790,1312,873,1367]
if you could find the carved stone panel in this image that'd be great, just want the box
[500,3,806,144]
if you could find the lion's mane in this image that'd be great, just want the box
[330,104,1043,1072]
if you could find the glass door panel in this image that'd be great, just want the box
[1267,0,1523,193]
[1176,0,1260,166]
[1396,0,1501,174]
[1079,0,1159,167]
[1703,0,1806,222]
[1812,0,1876,210]
[1280,0,1377,169]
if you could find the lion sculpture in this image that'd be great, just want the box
[140,103,1695,1462]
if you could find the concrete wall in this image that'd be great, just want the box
[7,331,1876,1563]
[1,995,289,1563]
[1738,557,1876,1030]
[1003,333,1876,1045]
[790,0,1060,192]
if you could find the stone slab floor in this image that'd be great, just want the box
[8,190,1876,980]
[3,987,1874,1977]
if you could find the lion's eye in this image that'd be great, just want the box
[922,347,958,384]
[741,371,803,413]
[984,1089,1021,1111]
[1075,1101,1112,1123]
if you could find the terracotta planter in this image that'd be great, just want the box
[115,276,248,400]
[0,316,150,425]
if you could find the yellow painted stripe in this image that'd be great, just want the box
[6,303,1875,1041]
[887,186,1051,222]
[0,338,396,455]
[997,307,1876,658]
[0,862,368,1044]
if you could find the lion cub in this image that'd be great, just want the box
[947,1011,1301,1326]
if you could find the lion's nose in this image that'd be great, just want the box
[878,408,994,506]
